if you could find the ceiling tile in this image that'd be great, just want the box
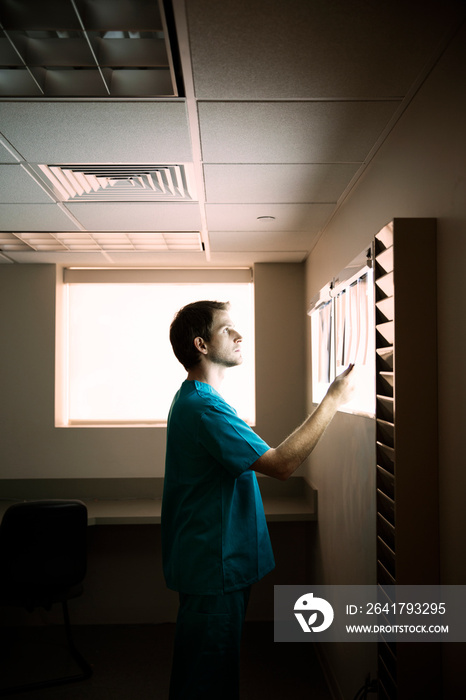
[0,139,20,163]
[188,0,463,99]
[204,163,360,203]
[209,230,320,253]
[0,165,54,203]
[100,251,207,265]
[1,0,463,266]
[65,202,203,231]
[199,101,400,164]
[205,203,334,232]
[0,204,81,231]
[209,251,308,264]
[0,102,192,163]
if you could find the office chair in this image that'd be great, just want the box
[0,499,93,695]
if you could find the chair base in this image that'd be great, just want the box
[0,600,93,697]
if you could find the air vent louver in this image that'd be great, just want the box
[37,163,196,202]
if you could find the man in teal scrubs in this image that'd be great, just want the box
[162,300,354,699]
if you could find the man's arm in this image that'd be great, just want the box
[252,364,356,481]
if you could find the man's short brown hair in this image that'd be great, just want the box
[169,300,229,370]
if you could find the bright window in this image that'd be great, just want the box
[57,272,255,426]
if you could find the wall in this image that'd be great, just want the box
[0,262,305,486]
[0,264,163,483]
[303,359,377,697]
[1,520,311,627]
[0,262,309,625]
[304,21,466,700]
[254,263,306,449]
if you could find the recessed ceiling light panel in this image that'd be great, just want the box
[0,231,203,253]
[0,0,181,97]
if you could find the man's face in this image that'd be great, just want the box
[204,309,243,368]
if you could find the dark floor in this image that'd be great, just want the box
[0,622,332,699]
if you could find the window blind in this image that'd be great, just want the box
[63,268,253,284]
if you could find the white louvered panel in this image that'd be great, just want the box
[0,232,30,251]
[36,164,196,202]
[0,231,203,253]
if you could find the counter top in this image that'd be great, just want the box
[0,476,317,524]
[0,494,316,525]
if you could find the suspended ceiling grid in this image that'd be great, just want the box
[0,0,178,97]
[0,0,465,267]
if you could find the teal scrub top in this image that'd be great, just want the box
[161,380,275,595]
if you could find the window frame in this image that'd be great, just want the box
[55,267,256,428]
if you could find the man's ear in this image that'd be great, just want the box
[193,336,208,355]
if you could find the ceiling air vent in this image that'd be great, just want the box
[36,163,196,202]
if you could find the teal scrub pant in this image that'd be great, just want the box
[169,587,251,700]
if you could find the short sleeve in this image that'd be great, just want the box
[199,407,270,478]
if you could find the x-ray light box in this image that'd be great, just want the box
[308,248,375,416]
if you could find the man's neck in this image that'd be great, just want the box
[186,361,225,392]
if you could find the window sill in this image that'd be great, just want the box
[55,421,168,428]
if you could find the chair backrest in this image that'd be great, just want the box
[0,500,88,589]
